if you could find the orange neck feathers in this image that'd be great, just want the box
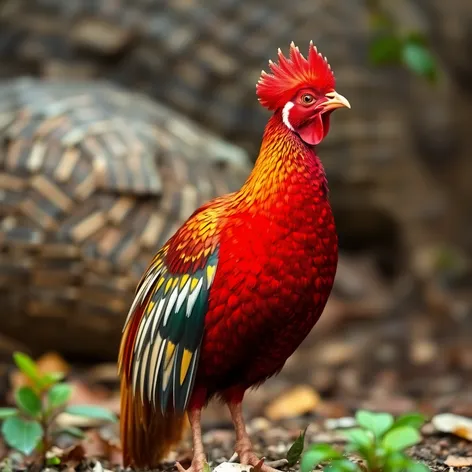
[237,112,328,213]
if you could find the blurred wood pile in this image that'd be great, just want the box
[1,0,471,295]
[0,79,250,359]
[0,0,471,361]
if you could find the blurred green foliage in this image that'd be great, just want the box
[0,352,116,465]
[366,0,438,82]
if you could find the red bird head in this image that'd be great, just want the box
[256,41,351,146]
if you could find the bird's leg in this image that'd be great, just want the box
[176,408,207,472]
[227,402,287,472]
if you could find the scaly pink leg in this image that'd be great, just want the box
[176,409,207,472]
[227,402,288,472]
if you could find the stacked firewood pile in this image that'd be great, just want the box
[0,79,250,358]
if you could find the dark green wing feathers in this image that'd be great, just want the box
[122,246,219,413]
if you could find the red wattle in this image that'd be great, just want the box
[297,114,324,145]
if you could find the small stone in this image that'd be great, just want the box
[248,417,271,433]
[445,455,472,467]
[324,416,356,430]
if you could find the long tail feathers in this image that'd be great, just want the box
[119,300,185,468]
[120,376,185,468]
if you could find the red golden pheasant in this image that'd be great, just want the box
[119,41,350,472]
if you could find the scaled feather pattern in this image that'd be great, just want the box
[119,41,348,471]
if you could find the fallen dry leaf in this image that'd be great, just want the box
[315,340,359,367]
[265,385,320,421]
[55,379,120,428]
[444,455,472,467]
[432,413,472,441]
[80,430,114,462]
[69,379,110,405]
[46,444,86,468]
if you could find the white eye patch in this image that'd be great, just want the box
[282,101,295,131]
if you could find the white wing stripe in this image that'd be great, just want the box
[151,298,166,338]
[134,312,153,355]
[176,279,191,313]
[186,278,203,317]
[163,285,179,326]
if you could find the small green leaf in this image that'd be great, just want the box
[404,460,431,472]
[324,459,362,472]
[401,42,437,82]
[385,451,410,470]
[0,408,18,419]
[41,372,65,387]
[46,456,61,466]
[48,383,72,409]
[286,427,307,466]
[356,410,394,438]
[52,426,85,439]
[369,34,403,65]
[15,387,42,417]
[343,428,373,452]
[393,413,426,430]
[65,405,117,422]
[382,426,421,452]
[203,462,211,472]
[12,353,41,387]
[1,416,43,455]
[301,444,342,472]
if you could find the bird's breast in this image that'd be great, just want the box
[199,199,337,385]
[208,198,338,333]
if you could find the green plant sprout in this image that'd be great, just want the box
[0,352,117,465]
[287,410,430,472]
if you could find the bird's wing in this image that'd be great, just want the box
[118,201,222,414]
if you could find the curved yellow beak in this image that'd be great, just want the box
[323,91,351,111]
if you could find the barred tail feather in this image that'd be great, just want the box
[119,298,186,468]
[120,376,185,468]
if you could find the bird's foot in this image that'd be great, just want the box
[176,453,208,472]
[235,439,288,472]
[242,455,288,472]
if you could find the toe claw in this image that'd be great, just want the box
[176,461,187,472]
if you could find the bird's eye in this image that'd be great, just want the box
[301,94,315,105]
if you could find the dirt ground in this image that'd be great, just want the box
[13,416,471,472]
[0,255,471,471]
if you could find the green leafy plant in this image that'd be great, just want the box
[366,0,438,83]
[0,352,117,463]
[287,410,430,472]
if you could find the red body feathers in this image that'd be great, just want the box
[119,42,349,469]
[189,115,337,407]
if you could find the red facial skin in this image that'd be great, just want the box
[284,88,334,146]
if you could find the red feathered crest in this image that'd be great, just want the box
[256,41,336,111]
